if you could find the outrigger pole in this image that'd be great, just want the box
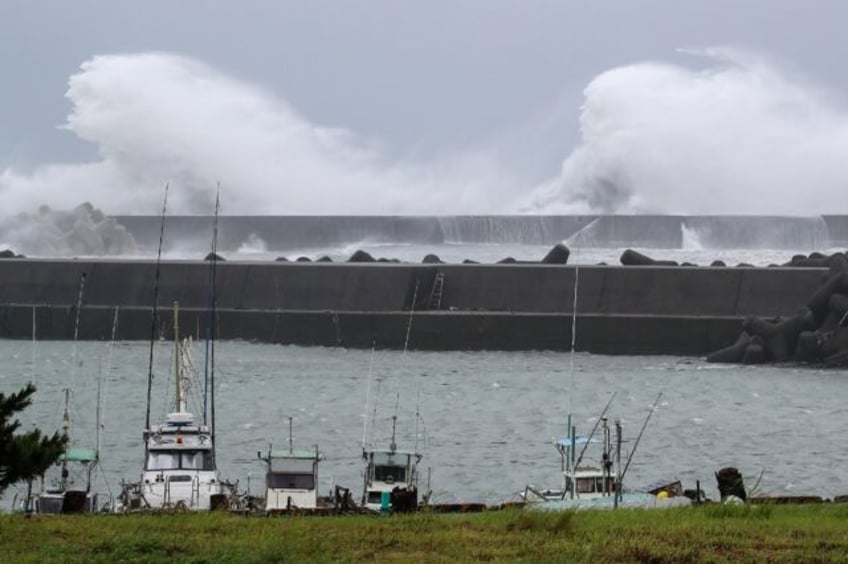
[620,392,663,482]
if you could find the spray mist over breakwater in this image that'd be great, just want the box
[527,48,848,215]
[0,53,512,215]
[1,49,848,216]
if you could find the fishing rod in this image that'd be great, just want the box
[31,306,36,386]
[145,184,169,437]
[620,392,663,482]
[402,279,419,358]
[564,264,579,476]
[204,184,221,434]
[70,271,87,383]
[573,391,617,469]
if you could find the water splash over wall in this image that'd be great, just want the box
[527,49,848,215]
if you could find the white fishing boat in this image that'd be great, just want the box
[35,388,100,514]
[521,402,688,510]
[361,415,422,512]
[120,303,230,511]
[520,265,685,509]
[522,419,617,503]
[258,417,324,513]
[29,274,105,514]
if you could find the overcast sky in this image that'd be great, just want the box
[1,1,847,214]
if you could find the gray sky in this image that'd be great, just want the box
[1,1,847,214]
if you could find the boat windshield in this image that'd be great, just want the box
[267,472,315,490]
[146,449,215,471]
[374,465,407,483]
[569,476,615,494]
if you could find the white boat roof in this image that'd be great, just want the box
[366,448,418,456]
[556,436,595,448]
[166,411,196,425]
[268,448,321,460]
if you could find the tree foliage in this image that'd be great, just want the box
[0,384,67,497]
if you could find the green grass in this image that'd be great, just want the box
[2,504,848,562]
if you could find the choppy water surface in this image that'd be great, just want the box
[2,339,847,507]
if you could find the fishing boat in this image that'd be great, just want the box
[35,388,100,513]
[258,417,324,514]
[29,274,104,514]
[119,189,234,511]
[519,265,685,509]
[357,284,429,513]
[119,303,230,511]
[521,416,617,503]
[521,400,690,510]
[361,414,422,512]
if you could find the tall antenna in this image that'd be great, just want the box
[414,389,421,455]
[288,416,294,454]
[369,378,382,450]
[145,183,169,434]
[361,342,376,452]
[99,306,119,461]
[95,360,102,462]
[60,388,70,491]
[574,391,616,469]
[568,266,579,421]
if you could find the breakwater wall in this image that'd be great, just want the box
[0,258,828,354]
[114,215,848,252]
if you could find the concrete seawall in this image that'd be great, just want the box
[0,259,827,354]
[113,214,848,252]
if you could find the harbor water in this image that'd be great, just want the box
[2,339,847,508]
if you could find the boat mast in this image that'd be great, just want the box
[174,301,185,413]
[574,392,616,470]
[389,414,397,452]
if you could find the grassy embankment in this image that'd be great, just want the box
[2,504,848,562]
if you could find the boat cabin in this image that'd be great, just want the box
[132,411,224,510]
[145,412,215,474]
[260,447,322,512]
[362,449,420,510]
[565,468,616,497]
[37,447,99,514]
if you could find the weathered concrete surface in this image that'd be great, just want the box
[0,259,828,354]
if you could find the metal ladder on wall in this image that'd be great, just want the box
[427,272,445,310]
